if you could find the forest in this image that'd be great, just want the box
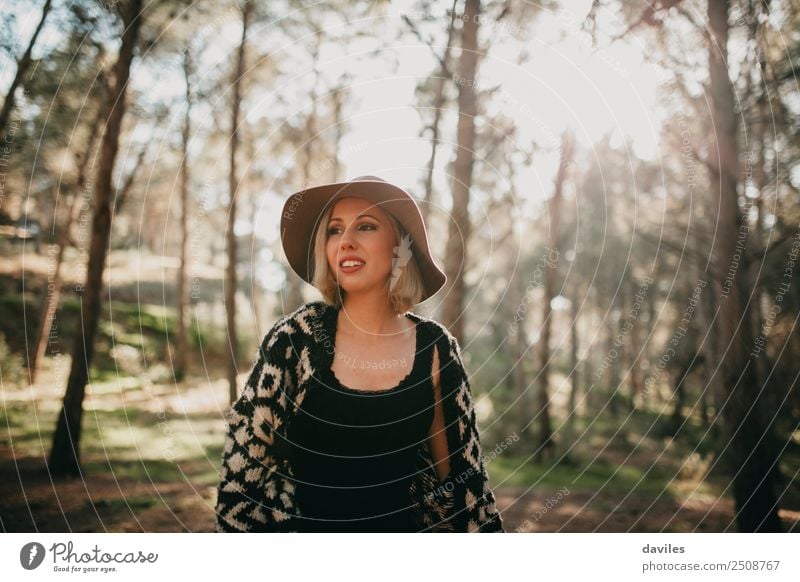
[0,0,798,533]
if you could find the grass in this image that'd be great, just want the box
[0,293,255,379]
[1,399,225,486]
[485,404,737,501]
[1,278,795,529]
[5,381,787,505]
[490,454,675,496]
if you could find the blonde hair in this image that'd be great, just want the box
[311,199,424,315]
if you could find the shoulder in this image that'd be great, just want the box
[259,300,332,352]
[406,311,459,353]
[405,312,465,378]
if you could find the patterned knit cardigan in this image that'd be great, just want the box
[215,300,504,532]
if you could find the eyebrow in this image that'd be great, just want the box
[328,213,380,223]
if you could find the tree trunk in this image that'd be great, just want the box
[559,275,581,463]
[48,0,144,477]
[285,34,322,314]
[226,0,252,403]
[747,54,774,414]
[31,106,103,382]
[606,306,621,416]
[535,131,572,462]
[442,0,480,345]
[0,0,53,142]
[330,84,345,182]
[421,0,458,226]
[175,47,193,381]
[690,202,720,434]
[670,361,690,433]
[707,0,782,532]
[509,256,529,438]
[568,279,580,419]
[626,278,643,410]
[618,274,631,410]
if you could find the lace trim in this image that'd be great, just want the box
[327,317,425,394]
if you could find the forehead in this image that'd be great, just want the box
[329,196,388,220]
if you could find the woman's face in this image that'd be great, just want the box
[325,196,397,297]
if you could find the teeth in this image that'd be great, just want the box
[341,260,364,267]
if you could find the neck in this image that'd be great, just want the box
[338,292,406,337]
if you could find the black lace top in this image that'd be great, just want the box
[286,314,436,532]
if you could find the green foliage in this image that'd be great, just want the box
[491,453,673,497]
[0,293,253,380]
[2,400,224,487]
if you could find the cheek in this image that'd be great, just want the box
[357,235,389,261]
[373,229,397,253]
[382,236,399,258]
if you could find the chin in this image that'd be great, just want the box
[337,283,367,295]
[336,278,388,296]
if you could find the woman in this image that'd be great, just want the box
[215,175,504,532]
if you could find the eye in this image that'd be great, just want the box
[327,222,376,236]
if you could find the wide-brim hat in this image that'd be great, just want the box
[280,175,447,303]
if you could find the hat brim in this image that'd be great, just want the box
[280,179,447,303]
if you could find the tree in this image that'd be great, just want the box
[599,0,785,532]
[31,105,104,382]
[226,0,253,403]
[48,0,145,477]
[27,11,110,382]
[174,45,193,381]
[705,0,782,532]
[0,0,53,142]
[404,0,459,225]
[534,130,573,462]
[442,0,481,345]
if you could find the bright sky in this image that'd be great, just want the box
[281,0,667,226]
[4,0,672,293]
[6,0,669,188]
[158,0,670,294]
[249,0,668,291]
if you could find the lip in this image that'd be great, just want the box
[338,255,366,274]
[340,263,365,274]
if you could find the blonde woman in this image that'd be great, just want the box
[215,175,503,532]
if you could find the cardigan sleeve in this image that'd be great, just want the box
[214,324,298,532]
[436,331,505,532]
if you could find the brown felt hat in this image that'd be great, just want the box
[280,175,447,303]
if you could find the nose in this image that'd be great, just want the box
[339,226,357,249]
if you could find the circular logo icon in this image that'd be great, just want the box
[20,542,46,570]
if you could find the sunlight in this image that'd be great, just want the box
[2,0,797,541]
[324,0,669,214]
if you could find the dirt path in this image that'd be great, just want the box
[0,452,216,533]
[2,377,796,533]
[4,452,777,533]
[494,485,740,532]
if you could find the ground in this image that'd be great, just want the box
[0,457,754,532]
[1,355,797,533]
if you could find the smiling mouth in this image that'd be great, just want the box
[339,260,365,273]
[339,259,365,267]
